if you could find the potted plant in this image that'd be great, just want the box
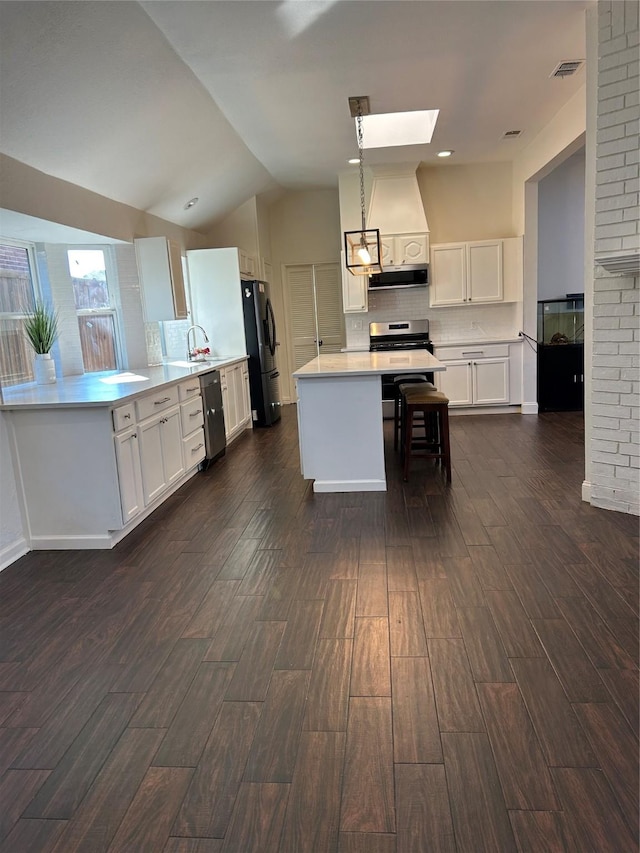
[23,300,60,384]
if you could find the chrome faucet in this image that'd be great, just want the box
[186,324,209,360]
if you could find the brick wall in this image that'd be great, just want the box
[591,0,639,514]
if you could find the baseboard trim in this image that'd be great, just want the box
[0,538,30,572]
[521,402,539,415]
[582,480,591,503]
[313,478,387,493]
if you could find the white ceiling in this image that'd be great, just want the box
[0,1,588,235]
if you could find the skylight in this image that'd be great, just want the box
[359,110,439,149]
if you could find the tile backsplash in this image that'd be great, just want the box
[345,288,521,348]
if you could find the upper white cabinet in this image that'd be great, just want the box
[380,233,429,268]
[238,249,257,279]
[430,237,522,307]
[341,250,368,314]
[135,237,188,321]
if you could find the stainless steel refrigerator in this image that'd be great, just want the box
[241,280,281,426]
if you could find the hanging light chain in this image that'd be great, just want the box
[357,106,366,233]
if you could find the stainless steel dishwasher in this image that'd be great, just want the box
[199,370,226,468]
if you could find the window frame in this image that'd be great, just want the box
[68,245,124,373]
[0,236,42,386]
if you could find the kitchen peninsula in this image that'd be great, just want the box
[293,350,445,492]
[0,357,248,550]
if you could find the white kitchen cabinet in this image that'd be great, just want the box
[220,360,252,443]
[239,249,257,279]
[435,344,510,407]
[430,238,523,307]
[341,250,368,313]
[138,404,184,505]
[135,236,188,321]
[380,233,429,267]
[114,426,144,524]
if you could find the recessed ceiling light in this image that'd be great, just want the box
[348,158,360,165]
[359,109,439,149]
[184,197,199,210]
[437,150,454,158]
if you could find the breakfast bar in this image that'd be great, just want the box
[293,350,445,492]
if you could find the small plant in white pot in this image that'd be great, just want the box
[23,300,60,384]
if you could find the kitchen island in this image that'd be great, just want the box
[293,350,445,492]
[0,357,249,550]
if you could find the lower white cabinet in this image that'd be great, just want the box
[114,426,144,524]
[435,344,510,407]
[5,373,211,550]
[138,405,184,505]
[220,360,251,443]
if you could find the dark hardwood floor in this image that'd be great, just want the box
[0,406,638,852]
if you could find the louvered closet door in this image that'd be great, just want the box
[286,263,345,371]
[313,263,344,355]
[287,265,319,371]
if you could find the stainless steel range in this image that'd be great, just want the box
[369,320,434,418]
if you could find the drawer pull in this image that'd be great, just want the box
[462,351,484,357]
[123,413,131,420]
[154,397,171,405]
[191,443,204,453]
[186,385,198,392]
[189,411,200,418]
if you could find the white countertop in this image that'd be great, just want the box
[0,355,248,410]
[293,349,445,379]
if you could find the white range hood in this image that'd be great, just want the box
[367,164,429,235]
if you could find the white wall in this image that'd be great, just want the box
[418,162,515,243]
[537,147,586,301]
[0,412,28,570]
[269,189,341,401]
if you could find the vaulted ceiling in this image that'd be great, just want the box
[0,1,588,234]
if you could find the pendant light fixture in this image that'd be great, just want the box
[344,96,383,276]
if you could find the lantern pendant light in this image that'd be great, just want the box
[344,96,383,276]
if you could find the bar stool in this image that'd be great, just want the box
[392,374,435,451]
[399,383,452,483]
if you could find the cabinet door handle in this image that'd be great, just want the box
[189,411,200,418]
[154,397,171,405]
[124,413,131,420]
[132,432,137,439]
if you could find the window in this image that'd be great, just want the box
[0,239,38,386]
[68,249,121,372]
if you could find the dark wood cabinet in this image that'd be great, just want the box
[537,343,584,412]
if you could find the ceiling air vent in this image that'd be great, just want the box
[551,60,584,78]
[501,130,522,140]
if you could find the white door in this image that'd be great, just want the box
[286,263,345,370]
[437,360,473,406]
[397,234,428,264]
[161,406,184,487]
[138,415,167,504]
[430,245,467,306]
[473,358,509,405]
[467,241,503,303]
[114,428,144,524]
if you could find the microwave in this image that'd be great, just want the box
[368,264,429,290]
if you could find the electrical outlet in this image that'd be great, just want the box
[471,321,479,330]
[352,318,363,331]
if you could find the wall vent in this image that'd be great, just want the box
[550,60,584,78]
[501,130,522,140]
